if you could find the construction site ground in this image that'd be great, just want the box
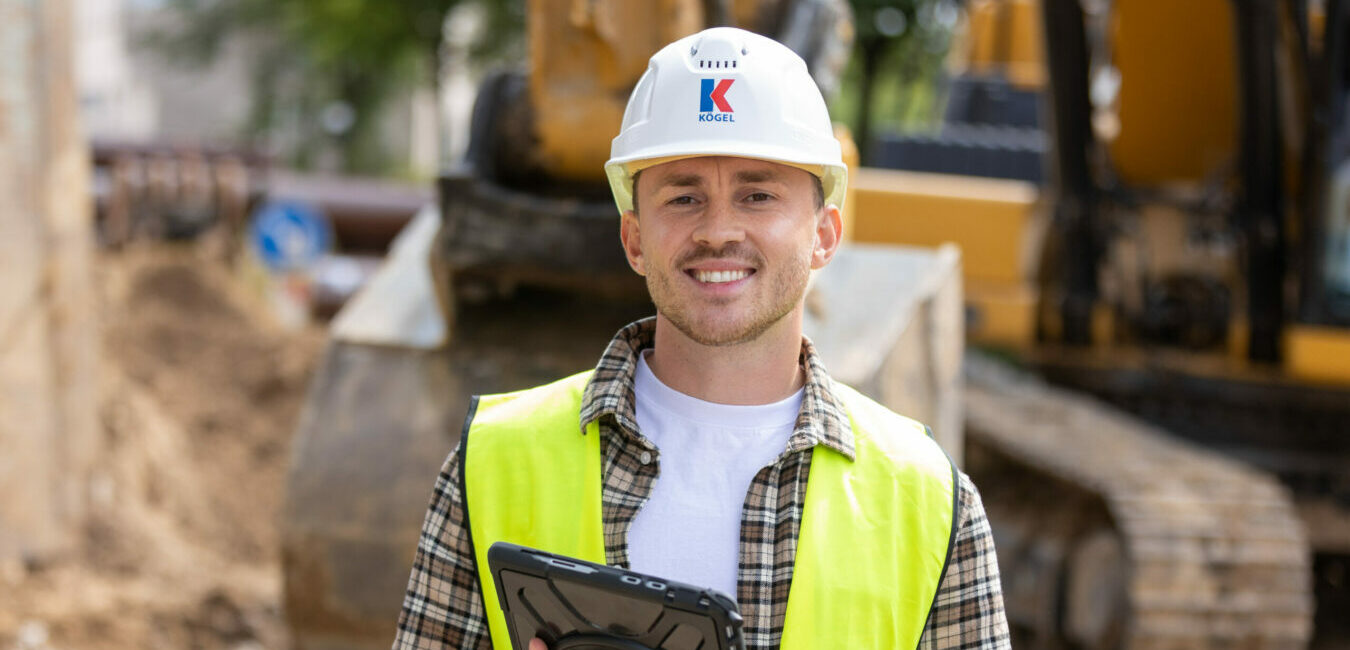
[0,242,324,650]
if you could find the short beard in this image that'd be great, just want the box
[648,242,811,347]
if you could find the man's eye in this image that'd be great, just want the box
[746,192,772,202]
[668,195,695,205]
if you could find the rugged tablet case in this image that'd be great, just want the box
[488,542,747,650]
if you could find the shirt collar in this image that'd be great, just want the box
[579,317,856,461]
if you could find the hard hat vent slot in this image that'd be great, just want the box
[697,60,738,69]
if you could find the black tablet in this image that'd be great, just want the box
[488,542,746,650]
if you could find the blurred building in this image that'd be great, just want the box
[73,0,159,140]
[72,0,452,177]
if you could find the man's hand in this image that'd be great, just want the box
[529,638,547,650]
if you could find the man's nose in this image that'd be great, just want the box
[691,199,745,248]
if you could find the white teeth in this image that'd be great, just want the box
[696,270,749,283]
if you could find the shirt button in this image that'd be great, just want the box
[639,451,653,465]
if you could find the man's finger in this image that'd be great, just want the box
[529,638,548,650]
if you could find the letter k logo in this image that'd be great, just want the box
[700,78,735,113]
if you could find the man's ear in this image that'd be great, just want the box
[811,204,843,270]
[620,210,645,275]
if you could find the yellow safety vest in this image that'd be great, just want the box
[463,370,957,649]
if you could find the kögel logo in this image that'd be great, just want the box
[699,78,735,123]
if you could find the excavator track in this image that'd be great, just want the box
[963,356,1313,649]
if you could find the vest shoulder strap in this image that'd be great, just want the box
[781,381,959,650]
[832,381,955,478]
[461,370,604,649]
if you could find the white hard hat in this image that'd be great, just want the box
[605,27,847,215]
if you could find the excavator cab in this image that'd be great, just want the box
[1039,0,1350,362]
[1039,0,1266,354]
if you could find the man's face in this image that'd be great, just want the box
[619,156,842,346]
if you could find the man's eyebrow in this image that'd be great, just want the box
[655,173,704,189]
[651,169,786,190]
[734,169,786,184]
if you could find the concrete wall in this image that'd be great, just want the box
[0,0,99,561]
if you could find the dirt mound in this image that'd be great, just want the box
[0,244,324,649]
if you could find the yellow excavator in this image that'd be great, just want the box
[854,0,1350,646]
[283,0,1345,648]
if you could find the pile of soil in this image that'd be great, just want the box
[0,244,324,649]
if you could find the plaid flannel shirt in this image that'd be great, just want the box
[395,318,1010,649]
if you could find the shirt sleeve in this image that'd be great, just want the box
[918,471,1012,650]
[392,443,494,649]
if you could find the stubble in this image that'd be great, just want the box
[646,241,812,346]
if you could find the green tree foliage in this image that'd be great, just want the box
[837,0,959,162]
[147,0,524,174]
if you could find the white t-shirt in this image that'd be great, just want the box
[626,352,803,601]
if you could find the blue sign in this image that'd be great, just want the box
[249,200,331,272]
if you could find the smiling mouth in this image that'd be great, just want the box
[691,269,753,284]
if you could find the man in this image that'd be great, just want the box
[395,27,1009,649]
